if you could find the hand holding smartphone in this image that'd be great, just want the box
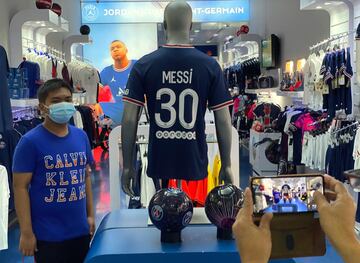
[251,175,324,214]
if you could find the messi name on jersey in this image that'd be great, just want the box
[162,69,193,84]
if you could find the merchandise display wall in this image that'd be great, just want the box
[220,0,330,108]
[0,0,81,58]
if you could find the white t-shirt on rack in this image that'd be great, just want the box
[0,165,9,250]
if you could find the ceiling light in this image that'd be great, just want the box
[190,38,194,41]
[36,21,41,24]
[194,29,200,33]
[206,40,211,43]
[316,6,322,9]
[324,2,332,5]
[213,33,219,37]
[49,28,53,30]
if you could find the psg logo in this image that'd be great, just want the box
[82,4,99,22]
[182,211,193,227]
[151,205,164,221]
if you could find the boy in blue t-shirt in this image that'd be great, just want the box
[12,79,95,263]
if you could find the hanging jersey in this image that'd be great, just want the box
[0,165,9,250]
[123,45,232,180]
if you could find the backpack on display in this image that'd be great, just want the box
[51,3,62,16]
[253,138,281,164]
[35,0,53,9]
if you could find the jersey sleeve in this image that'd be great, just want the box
[123,64,145,107]
[208,62,233,111]
[12,137,37,173]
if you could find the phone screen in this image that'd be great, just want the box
[251,175,324,214]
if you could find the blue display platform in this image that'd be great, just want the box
[85,210,343,263]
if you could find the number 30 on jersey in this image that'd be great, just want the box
[155,88,199,130]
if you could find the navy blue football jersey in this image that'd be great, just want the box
[123,45,232,180]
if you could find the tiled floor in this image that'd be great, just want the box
[0,146,344,263]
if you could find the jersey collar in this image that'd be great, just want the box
[163,44,194,49]
[113,60,132,72]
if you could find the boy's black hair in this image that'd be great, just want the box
[37,79,73,103]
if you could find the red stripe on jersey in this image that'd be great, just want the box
[123,97,145,107]
[209,100,234,111]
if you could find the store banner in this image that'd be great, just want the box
[81,0,250,24]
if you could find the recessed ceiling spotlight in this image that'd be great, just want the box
[213,33,219,37]
[316,6,322,9]
[324,2,331,5]
[206,40,211,43]
[190,38,194,41]
[36,21,41,24]
[49,28,53,30]
[194,29,200,33]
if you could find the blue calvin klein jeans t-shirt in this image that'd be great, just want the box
[12,125,94,242]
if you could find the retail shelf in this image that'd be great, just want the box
[11,99,39,107]
[245,87,279,94]
[276,90,304,98]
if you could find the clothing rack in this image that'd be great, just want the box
[12,106,37,114]
[309,30,356,51]
[332,121,359,134]
[308,118,327,127]
[71,55,92,64]
[22,37,65,61]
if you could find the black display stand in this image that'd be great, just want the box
[161,231,182,243]
[217,228,233,240]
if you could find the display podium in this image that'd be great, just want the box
[85,209,342,263]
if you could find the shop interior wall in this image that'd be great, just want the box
[238,0,330,107]
[0,0,81,59]
[250,0,330,65]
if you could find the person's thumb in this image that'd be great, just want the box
[259,213,273,230]
[313,191,329,212]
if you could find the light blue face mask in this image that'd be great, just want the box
[47,102,76,124]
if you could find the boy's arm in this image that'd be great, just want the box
[85,164,95,236]
[13,172,37,256]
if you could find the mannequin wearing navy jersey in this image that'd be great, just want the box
[121,1,234,196]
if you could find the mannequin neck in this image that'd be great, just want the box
[166,30,191,45]
[43,118,69,137]
[114,57,130,70]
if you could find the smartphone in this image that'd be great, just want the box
[251,175,324,214]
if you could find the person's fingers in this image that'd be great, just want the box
[323,175,347,196]
[323,174,337,191]
[314,191,329,212]
[90,224,96,235]
[236,188,253,220]
[324,190,337,202]
[259,213,273,230]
